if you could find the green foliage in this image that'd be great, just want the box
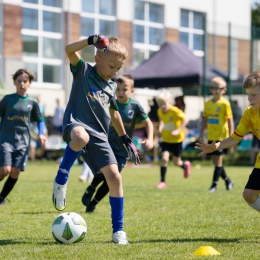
[0,162,260,259]
[252,3,260,27]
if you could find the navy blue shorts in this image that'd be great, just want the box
[245,168,260,190]
[160,142,183,157]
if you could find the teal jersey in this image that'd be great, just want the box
[0,94,44,151]
[109,98,148,157]
[63,59,118,141]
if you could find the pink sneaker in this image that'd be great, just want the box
[156,182,167,189]
[183,161,191,178]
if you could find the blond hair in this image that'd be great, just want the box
[97,36,128,60]
[156,89,173,104]
[116,74,134,88]
[243,70,260,89]
[211,77,227,88]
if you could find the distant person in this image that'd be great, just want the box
[78,161,94,183]
[81,74,153,212]
[196,70,260,217]
[231,100,242,128]
[52,99,65,135]
[199,77,234,192]
[156,89,191,189]
[0,68,46,205]
[174,95,186,112]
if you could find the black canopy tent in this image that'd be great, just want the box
[127,42,244,90]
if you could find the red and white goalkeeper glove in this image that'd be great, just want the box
[87,34,109,52]
[120,135,142,165]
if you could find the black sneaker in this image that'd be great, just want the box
[226,180,234,191]
[86,204,96,213]
[81,187,95,206]
[0,196,9,206]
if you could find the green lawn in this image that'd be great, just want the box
[0,160,260,259]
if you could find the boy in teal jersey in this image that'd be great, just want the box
[0,69,46,205]
[82,74,154,212]
[52,35,141,245]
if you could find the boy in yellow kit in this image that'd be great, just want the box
[199,77,234,192]
[156,90,191,189]
[196,70,260,213]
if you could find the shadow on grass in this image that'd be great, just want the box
[0,239,24,245]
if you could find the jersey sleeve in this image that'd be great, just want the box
[109,94,119,111]
[0,96,7,117]
[231,109,250,141]
[31,100,44,122]
[70,58,84,76]
[225,101,233,119]
[202,102,208,118]
[136,102,148,123]
[173,106,186,120]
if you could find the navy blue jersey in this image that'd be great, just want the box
[0,94,43,151]
[109,98,148,156]
[63,58,118,141]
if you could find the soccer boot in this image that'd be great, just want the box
[86,203,96,213]
[208,186,217,192]
[156,182,167,189]
[52,181,67,211]
[183,161,191,178]
[226,180,234,191]
[112,231,129,245]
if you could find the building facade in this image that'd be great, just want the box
[0,0,252,116]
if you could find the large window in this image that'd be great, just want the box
[133,0,164,66]
[81,0,117,63]
[180,9,205,57]
[21,0,63,88]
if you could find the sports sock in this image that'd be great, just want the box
[90,198,99,206]
[90,174,105,189]
[94,180,109,202]
[0,176,18,199]
[211,166,222,187]
[109,196,124,233]
[180,163,187,170]
[160,166,167,182]
[220,167,230,182]
[55,145,80,185]
[248,196,260,212]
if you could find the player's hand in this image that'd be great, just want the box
[120,135,142,165]
[171,129,180,136]
[38,135,46,147]
[141,138,154,150]
[195,139,216,156]
[88,34,109,52]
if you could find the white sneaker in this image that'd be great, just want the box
[52,181,67,211]
[112,231,129,245]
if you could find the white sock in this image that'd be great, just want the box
[248,196,260,212]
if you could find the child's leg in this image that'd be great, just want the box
[78,162,89,182]
[208,154,223,191]
[158,151,169,187]
[82,174,105,206]
[243,189,260,212]
[53,126,89,211]
[220,167,234,190]
[101,164,128,244]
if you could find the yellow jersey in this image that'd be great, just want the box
[231,107,260,169]
[203,97,233,141]
[157,105,186,143]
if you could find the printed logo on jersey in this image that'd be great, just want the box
[7,113,29,121]
[87,88,108,106]
[216,107,220,112]
[27,104,32,111]
[128,110,134,119]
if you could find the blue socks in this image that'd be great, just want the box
[55,145,81,185]
[109,196,124,233]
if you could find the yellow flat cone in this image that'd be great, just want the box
[194,246,221,256]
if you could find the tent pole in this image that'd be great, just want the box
[202,15,207,101]
[227,22,232,102]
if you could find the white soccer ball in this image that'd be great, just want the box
[52,212,87,244]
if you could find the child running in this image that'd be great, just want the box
[199,77,234,192]
[156,89,191,189]
[81,74,153,213]
[52,35,141,245]
[196,70,260,215]
[0,69,46,205]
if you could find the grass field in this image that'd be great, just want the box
[1,160,260,259]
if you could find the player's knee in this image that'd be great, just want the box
[0,166,11,176]
[72,128,89,146]
[243,189,257,204]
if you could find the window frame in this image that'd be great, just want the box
[21,0,64,89]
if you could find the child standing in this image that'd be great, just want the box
[0,69,46,204]
[81,74,153,212]
[156,90,191,189]
[52,35,141,245]
[196,70,260,215]
[199,77,234,192]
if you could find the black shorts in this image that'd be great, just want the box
[208,140,228,156]
[245,168,260,190]
[160,142,183,157]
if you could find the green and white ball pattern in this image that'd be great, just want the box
[52,212,87,244]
